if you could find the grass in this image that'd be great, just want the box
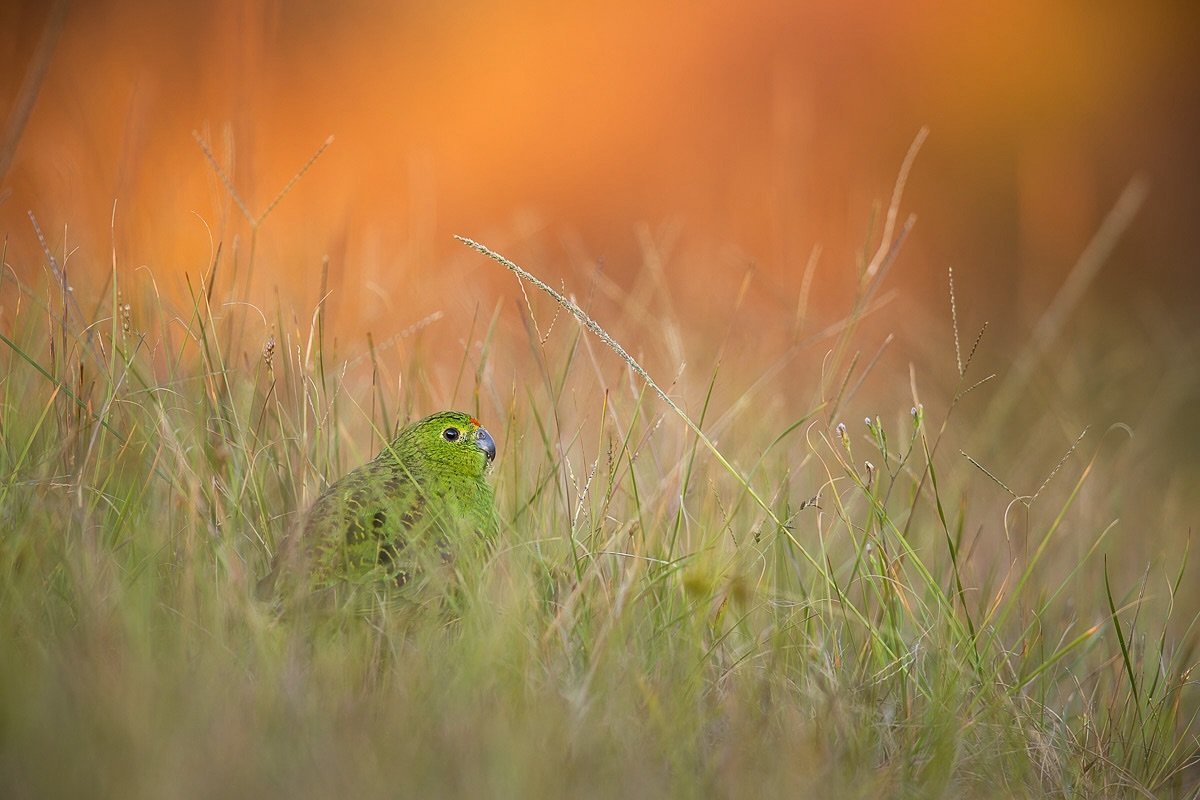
[0,147,1197,798]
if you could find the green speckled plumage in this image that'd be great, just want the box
[266,411,497,595]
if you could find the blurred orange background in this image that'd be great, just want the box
[1,0,1198,343]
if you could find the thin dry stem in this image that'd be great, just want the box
[193,130,254,225]
[257,135,335,226]
[950,266,963,377]
[865,126,928,281]
[454,234,787,534]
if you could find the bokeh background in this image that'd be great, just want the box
[3,0,1198,323]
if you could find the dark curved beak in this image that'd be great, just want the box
[475,427,496,463]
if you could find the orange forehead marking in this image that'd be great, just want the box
[469,417,481,427]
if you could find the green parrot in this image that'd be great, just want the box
[263,410,498,597]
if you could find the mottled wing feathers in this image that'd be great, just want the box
[302,456,427,585]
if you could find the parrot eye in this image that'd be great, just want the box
[442,427,460,442]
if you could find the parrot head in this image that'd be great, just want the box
[399,410,496,477]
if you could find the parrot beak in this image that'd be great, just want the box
[475,427,496,463]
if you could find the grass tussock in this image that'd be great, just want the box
[0,147,1198,799]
